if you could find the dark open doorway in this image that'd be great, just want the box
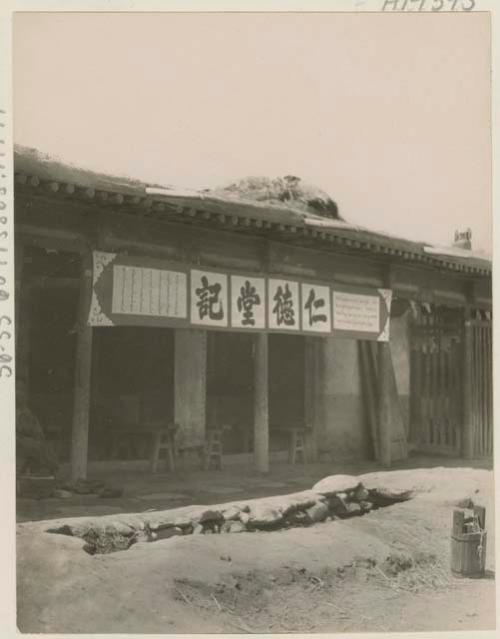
[206,332,254,454]
[22,248,80,462]
[269,334,306,451]
[90,327,175,460]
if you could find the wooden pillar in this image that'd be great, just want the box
[254,332,269,473]
[377,341,392,468]
[462,307,474,459]
[70,251,93,482]
[304,337,318,462]
[174,328,207,448]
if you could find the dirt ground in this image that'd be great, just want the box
[16,453,493,523]
[17,465,496,634]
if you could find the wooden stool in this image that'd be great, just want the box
[204,428,226,470]
[289,428,307,465]
[150,425,177,473]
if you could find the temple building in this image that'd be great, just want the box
[14,146,493,480]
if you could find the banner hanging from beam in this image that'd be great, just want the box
[88,251,392,341]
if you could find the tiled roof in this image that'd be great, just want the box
[14,145,491,276]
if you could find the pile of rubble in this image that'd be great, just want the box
[47,474,413,555]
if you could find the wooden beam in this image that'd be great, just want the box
[377,265,397,467]
[31,276,80,289]
[15,224,88,254]
[70,251,94,482]
[254,332,269,473]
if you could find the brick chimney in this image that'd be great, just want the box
[453,228,472,250]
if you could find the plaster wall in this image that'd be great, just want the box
[317,313,411,461]
[316,337,371,460]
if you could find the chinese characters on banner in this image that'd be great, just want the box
[89,251,391,341]
[301,283,332,333]
[268,279,300,330]
[190,269,228,327]
[230,275,266,329]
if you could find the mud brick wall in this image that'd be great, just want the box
[317,314,410,461]
[316,338,369,459]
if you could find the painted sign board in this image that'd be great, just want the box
[89,251,392,341]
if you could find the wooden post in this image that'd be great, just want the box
[409,327,422,447]
[462,308,474,459]
[377,341,392,468]
[304,337,318,462]
[254,332,269,473]
[70,251,94,482]
[174,329,207,449]
[89,327,101,459]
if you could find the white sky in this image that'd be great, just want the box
[13,11,491,253]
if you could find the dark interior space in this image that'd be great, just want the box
[90,327,175,460]
[206,331,254,454]
[206,332,306,455]
[269,334,306,451]
[23,248,80,462]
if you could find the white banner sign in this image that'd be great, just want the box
[111,264,187,318]
[332,291,380,333]
[89,251,392,341]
